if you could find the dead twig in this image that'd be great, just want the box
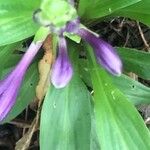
[10,120,31,129]
[15,96,42,150]
[137,21,150,51]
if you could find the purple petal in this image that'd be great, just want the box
[51,37,73,88]
[65,18,80,33]
[0,75,23,121]
[77,28,122,75]
[0,41,43,121]
[0,42,42,94]
[15,41,42,71]
[0,72,14,95]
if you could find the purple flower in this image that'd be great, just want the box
[50,22,122,88]
[65,18,80,33]
[51,36,73,88]
[32,0,122,88]
[76,28,122,75]
[0,42,42,121]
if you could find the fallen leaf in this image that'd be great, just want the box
[36,35,53,100]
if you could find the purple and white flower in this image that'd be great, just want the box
[0,42,42,121]
[33,0,122,88]
[50,18,122,88]
[0,0,123,121]
[51,36,73,88]
[76,28,122,75]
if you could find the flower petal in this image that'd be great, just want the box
[0,72,14,95]
[51,37,73,88]
[65,18,80,33]
[77,28,122,75]
[0,41,43,121]
[0,76,23,121]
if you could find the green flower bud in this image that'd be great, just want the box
[40,0,77,28]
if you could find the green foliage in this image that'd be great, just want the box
[79,0,150,29]
[78,58,150,105]
[113,0,150,26]
[87,44,150,150]
[117,47,150,79]
[0,0,41,46]
[0,43,21,75]
[40,74,91,150]
[78,0,140,19]
[112,75,150,105]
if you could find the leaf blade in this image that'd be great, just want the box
[87,44,150,150]
[40,74,91,150]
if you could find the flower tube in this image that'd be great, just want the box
[51,37,73,88]
[77,28,122,75]
[0,42,42,121]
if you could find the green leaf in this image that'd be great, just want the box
[78,59,92,87]
[40,74,91,150]
[87,44,150,150]
[112,75,150,105]
[113,0,150,27]
[64,32,81,43]
[0,43,22,75]
[0,0,40,11]
[117,47,150,79]
[90,104,101,150]
[0,0,41,46]
[78,0,93,17]
[3,63,39,123]
[78,58,150,105]
[78,0,140,19]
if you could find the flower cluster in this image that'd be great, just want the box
[50,19,122,88]
[0,0,122,121]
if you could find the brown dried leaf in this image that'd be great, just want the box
[36,35,53,100]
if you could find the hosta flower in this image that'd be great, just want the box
[34,0,122,88]
[50,25,122,88]
[51,36,73,88]
[0,0,123,121]
[0,42,42,121]
[76,28,122,75]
